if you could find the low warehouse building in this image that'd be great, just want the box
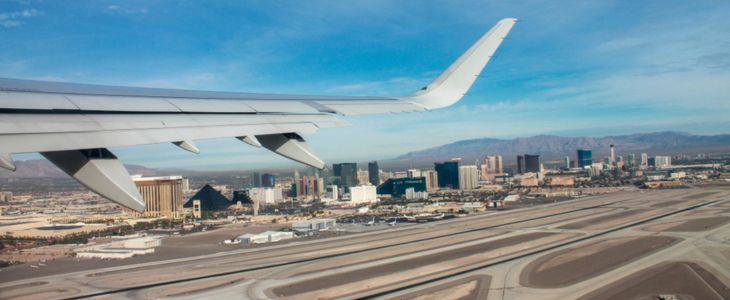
[292,218,336,232]
[76,250,136,259]
[234,231,294,244]
[75,236,162,259]
[235,233,269,244]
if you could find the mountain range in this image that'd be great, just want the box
[394,131,730,166]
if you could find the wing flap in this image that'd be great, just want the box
[65,94,181,112]
[0,91,79,110]
[167,98,256,113]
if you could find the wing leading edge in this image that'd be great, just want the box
[0,18,517,211]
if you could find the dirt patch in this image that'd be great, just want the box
[558,209,647,230]
[0,286,81,300]
[0,281,48,292]
[520,236,679,288]
[644,217,730,232]
[684,208,730,216]
[650,199,686,208]
[666,216,730,231]
[683,191,719,200]
[577,262,730,300]
[141,274,248,298]
[273,232,559,298]
[385,275,491,300]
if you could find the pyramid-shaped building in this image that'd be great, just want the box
[183,184,232,211]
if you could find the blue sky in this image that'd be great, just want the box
[2,1,729,170]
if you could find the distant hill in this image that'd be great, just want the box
[395,131,730,165]
[0,159,162,178]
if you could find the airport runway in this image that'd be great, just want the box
[1,187,729,300]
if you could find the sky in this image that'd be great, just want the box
[1,0,729,170]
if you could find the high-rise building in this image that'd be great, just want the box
[324,185,339,202]
[349,185,378,204]
[423,170,438,192]
[0,191,13,203]
[484,155,503,174]
[368,161,380,186]
[357,170,370,187]
[132,175,185,218]
[654,156,672,168]
[407,169,422,178]
[458,165,479,190]
[434,161,459,189]
[641,153,649,168]
[577,149,592,168]
[628,153,636,168]
[252,172,261,187]
[333,163,358,191]
[293,169,302,198]
[609,144,616,167]
[405,187,429,200]
[481,155,504,182]
[247,187,283,205]
[181,178,191,192]
[565,156,570,169]
[261,173,276,188]
[517,155,524,174]
[524,154,540,173]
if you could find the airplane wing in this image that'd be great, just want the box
[0,18,517,211]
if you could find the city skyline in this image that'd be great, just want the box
[2,1,730,170]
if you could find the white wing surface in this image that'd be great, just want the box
[0,18,517,211]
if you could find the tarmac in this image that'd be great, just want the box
[1,187,729,300]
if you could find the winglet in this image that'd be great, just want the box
[404,18,517,109]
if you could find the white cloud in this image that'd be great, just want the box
[104,5,149,15]
[0,8,41,28]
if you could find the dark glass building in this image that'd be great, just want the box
[261,173,276,188]
[577,149,593,168]
[377,177,427,197]
[517,155,524,174]
[434,161,459,189]
[524,154,540,173]
[333,163,358,191]
[368,161,380,186]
